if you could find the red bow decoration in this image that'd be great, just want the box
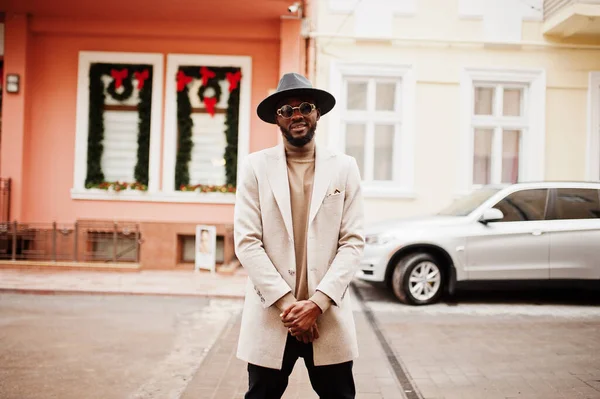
[226,71,242,92]
[110,69,128,89]
[204,97,218,117]
[134,69,149,90]
[176,71,193,92]
[200,66,216,86]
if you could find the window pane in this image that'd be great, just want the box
[345,124,366,178]
[374,125,394,181]
[375,82,396,111]
[551,189,600,220]
[474,87,494,115]
[101,111,139,182]
[189,114,227,186]
[502,130,520,184]
[492,189,548,222]
[473,129,493,185]
[182,236,195,262]
[347,82,367,110]
[503,88,522,116]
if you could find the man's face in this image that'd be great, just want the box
[275,97,320,148]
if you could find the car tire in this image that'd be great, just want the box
[391,252,445,305]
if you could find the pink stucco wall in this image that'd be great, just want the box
[16,17,285,225]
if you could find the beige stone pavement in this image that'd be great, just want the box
[0,267,248,298]
[0,267,408,399]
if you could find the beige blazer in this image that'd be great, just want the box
[234,144,365,369]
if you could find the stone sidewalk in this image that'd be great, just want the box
[181,310,407,399]
[0,268,247,298]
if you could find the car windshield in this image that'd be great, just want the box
[437,188,501,216]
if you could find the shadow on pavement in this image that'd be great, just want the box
[353,279,600,307]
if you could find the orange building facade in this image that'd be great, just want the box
[0,1,311,269]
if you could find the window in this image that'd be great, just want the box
[342,78,399,182]
[550,189,600,220]
[460,68,546,194]
[491,189,548,222]
[472,84,525,185]
[72,52,164,195]
[163,55,252,195]
[437,187,501,217]
[330,63,415,197]
[587,72,600,181]
[180,235,225,263]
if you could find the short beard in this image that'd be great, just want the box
[280,126,316,148]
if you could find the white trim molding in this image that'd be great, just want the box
[459,0,543,21]
[459,67,546,194]
[328,0,416,15]
[163,54,252,194]
[73,51,164,194]
[587,72,600,181]
[70,188,235,204]
[329,62,416,198]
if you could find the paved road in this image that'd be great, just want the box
[0,294,242,399]
[1,283,599,399]
[353,280,600,399]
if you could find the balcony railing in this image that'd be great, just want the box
[544,0,600,20]
[0,221,140,263]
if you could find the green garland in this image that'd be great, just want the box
[224,83,240,186]
[85,63,153,189]
[134,69,152,186]
[175,66,241,190]
[86,64,106,186]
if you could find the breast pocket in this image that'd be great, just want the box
[322,191,345,204]
[320,191,345,222]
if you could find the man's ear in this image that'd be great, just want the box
[316,109,321,121]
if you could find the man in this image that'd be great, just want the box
[234,72,364,399]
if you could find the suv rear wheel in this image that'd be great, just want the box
[391,252,445,305]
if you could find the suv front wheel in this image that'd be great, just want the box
[391,253,445,305]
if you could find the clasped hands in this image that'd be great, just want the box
[280,300,322,344]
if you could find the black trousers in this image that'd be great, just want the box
[245,334,355,399]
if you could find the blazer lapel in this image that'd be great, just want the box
[266,145,294,241]
[309,145,335,226]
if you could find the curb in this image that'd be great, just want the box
[0,288,245,300]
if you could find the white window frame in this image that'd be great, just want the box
[163,54,252,202]
[459,67,546,195]
[329,62,415,198]
[71,51,164,199]
[587,72,600,181]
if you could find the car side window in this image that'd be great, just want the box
[549,188,600,220]
[491,189,548,222]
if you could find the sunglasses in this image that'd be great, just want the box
[276,102,316,119]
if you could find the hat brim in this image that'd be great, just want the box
[257,88,336,124]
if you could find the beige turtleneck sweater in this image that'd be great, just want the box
[275,140,332,314]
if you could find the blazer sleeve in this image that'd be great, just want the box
[234,156,292,309]
[315,157,365,306]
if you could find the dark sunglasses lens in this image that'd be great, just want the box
[280,105,293,118]
[299,103,313,115]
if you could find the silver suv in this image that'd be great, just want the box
[358,182,600,305]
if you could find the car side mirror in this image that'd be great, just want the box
[479,208,504,225]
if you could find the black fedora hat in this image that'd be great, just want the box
[257,73,336,124]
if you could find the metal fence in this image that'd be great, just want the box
[0,178,9,223]
[0,221,140,263]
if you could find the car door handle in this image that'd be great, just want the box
[532,230,543,236]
